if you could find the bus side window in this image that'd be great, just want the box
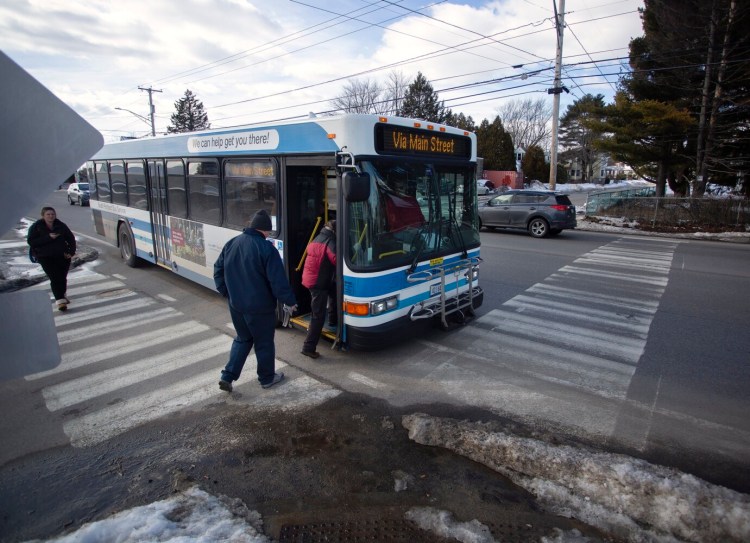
[110,160,127,206]
[187,159,221,226]
[223,160,277,231]
[126,159,148,211]
[166,160,187,219]
[94,161,110,202]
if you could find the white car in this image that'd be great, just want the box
[477,179,495,195]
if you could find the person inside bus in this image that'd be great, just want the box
[300,220,337,359]
[27,206,76,311]
[214,209,297,391]
[381,171,425,232]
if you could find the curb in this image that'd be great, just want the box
[0,245,99,293]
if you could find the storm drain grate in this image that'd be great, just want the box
[278,518,452,542]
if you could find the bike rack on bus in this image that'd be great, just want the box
[407,256,483,328]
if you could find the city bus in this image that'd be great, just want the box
[86,114,483,350]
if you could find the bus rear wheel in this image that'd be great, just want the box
[118,224,139,267]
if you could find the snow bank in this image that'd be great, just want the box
[403,413,750,543]
[31,486,271,543]
[405,507,496,543]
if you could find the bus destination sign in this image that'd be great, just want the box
[375,124,471,159]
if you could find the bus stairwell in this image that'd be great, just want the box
[407,256,482,328]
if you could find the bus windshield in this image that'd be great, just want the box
[347,159,479,270]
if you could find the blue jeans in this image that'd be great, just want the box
[221,306,277,386]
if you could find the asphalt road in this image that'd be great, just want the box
[12,188,750,492]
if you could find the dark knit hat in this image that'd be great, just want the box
[249,210,272,231]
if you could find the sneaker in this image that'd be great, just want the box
[219,380,233,392]
[261,372,284,389]
[301,350,320,359]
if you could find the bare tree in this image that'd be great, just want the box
[381,70,410,115]
[329,71,412,115]
[496,98,552,151]
[329,78,383,114]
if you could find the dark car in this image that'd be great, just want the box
[478,189,576,238]
[67,182,90,206]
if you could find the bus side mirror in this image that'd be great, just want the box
[344,171,370,202]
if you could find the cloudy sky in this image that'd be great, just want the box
[0,0,644,142]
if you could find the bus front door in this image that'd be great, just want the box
[147,159,172,268]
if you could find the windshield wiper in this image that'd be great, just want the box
[407,221,431,274]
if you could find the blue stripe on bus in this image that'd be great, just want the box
[398,277,469,307]
[343,250,479,299]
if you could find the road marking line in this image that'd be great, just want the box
[44,336,231,411]
[348,372,388,389]
[52,298,156,326]
[157,294,176,302]
[57,307,181,345]
[27,321,209,380]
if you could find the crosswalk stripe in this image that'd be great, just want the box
[53,298,156,326]
[63,368,229,447]
[58,289,138,311]
[66,271,118,286]
[528,284,659,311]
[558,265,668,286]
[577,255,671,272]
[480,308,648,351]
[65,280,127,297]
[57,307,180,345]
[503,295,652,332]
[26,267,340,449]
[27,321,209,380]
[63,359,290,448]
[452,237,677,404]
[43,336,231,411]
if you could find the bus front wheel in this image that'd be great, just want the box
[118,224,139,267]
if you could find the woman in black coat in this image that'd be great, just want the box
[27,207,76,311]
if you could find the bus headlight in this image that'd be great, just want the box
[370,296,398,315]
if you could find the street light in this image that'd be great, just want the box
[115,107,154,137]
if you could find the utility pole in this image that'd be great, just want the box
[548,0,566,190]
[138,86,162,137]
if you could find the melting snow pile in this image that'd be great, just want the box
[403,413,750,543]
[31,486,271,543]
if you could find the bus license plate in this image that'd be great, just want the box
[430,283,442,296]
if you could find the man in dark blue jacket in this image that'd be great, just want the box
[214,210,297,391]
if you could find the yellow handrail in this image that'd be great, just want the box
[352,223,368,263]
[295,216,322,272]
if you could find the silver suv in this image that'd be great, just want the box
[478,189,576,238]
[67,182,90,206]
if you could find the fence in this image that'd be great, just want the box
[586,194,750,228]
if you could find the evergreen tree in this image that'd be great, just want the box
[559,94,606,183]
[588,93,693,196]
[475,116,516,171]
[167,90,210,134]
[521,145,548,183]
[444,111,476,132]
[398,72,448,123]
[620,0,748,195]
